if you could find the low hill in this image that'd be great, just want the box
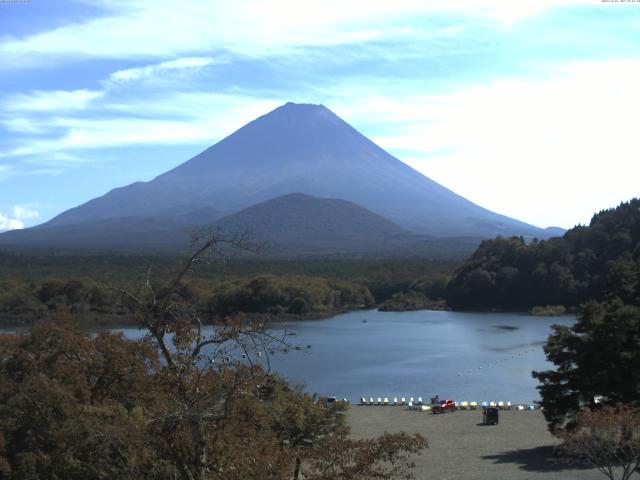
[216,193,410,255]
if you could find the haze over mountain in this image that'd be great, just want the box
[214,193,478,257]
[0,193,480,258]
[217,192,407,245]
[0,102,559,255]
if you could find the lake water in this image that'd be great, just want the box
[266,309,573,404]
[113,309,572,404]
[3,309,573,404]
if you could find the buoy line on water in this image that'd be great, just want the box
[455,344,541,377]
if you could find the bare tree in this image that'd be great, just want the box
[118,227,287,480]
[113,226,428,480]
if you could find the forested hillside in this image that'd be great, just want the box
[446,198,640,310]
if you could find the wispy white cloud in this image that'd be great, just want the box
[109,56,220,82]
[1,117,48,134]
[0,54,223,144]
[2,89,103,112]
[0,43,281,163]
[0,0,592,68]
[0,165,13,180]
[1,90,101,137]
[22,152,88,167]
[27,168,66,177]
[0,205,40,231]
[0,215,23,231]
[0,93,281,159]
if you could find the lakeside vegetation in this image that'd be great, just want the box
[378,290,448,312]
[529,304,566,316]
[0,255,456,327]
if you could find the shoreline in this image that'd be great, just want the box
[1,302,578,330]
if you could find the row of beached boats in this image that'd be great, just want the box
[359,397,539,411]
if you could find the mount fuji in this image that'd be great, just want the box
[0,102,557,255]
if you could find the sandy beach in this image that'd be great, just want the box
[348,406,604,480]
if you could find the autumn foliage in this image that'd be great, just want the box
[559,406,640,480]
[0,232,427,479]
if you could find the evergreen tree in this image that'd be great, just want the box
[533,301,640,431]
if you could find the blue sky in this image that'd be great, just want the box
[1,0,639,231]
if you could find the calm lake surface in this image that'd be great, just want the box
[3,309,573,404]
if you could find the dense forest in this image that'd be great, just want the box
[446,198,640,311]
[0,274,374,327]
[0,255,456,327]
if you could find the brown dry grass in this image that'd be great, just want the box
[347,407,606,480]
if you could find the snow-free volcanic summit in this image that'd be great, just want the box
[0,102,558,254]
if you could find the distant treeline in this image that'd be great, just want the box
[209,275,373,315]
[5,199,639,322]
[0,277,131,327]
[0,257,457,326]
[13,197,638,322]
[0,275,373,327]
[446,198,640,310]
[0,254,456,283]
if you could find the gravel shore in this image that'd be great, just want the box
[347,407,604,480]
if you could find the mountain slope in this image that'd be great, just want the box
[39,102,549,239]
[0,193,481,258]
[0,216,205,253]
